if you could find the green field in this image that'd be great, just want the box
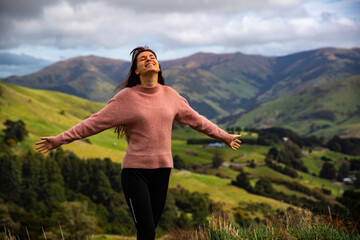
[0,82,127,162]
[1,81,356,222]
[169,169,293,219]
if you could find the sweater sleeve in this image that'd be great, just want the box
[174,95,234,146]
[48,96,124,148]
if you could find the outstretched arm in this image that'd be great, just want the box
[34,94,126,154]
[175,96,241,150]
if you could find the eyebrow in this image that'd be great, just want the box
[139,53,155,59]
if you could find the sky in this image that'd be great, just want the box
[0,0,359,77]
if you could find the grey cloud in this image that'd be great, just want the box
[0,0,60,18]
[98,0,306,13]
[0,0,358,58]
[0,53,53,77]
[0,0,305,19]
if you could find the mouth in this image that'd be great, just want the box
[145,62,155,67]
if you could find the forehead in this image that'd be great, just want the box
[137,51,156,59]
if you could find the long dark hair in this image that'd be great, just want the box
[114,46,166,138]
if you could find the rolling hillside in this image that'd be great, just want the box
[0,81,127,161]
[1,81,357,224]
[224,75,360,137]
[3,48,360,121]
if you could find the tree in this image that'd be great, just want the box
[0,203,19,230]
[354,172,360,189]
[279,142,308,172]
[232,172,252,191]
[327,136,360,155]
[0,154,22,203]
[337,163,349,181]
[54,201,97,240]
[3,119,28,144]
[92,169,114,205]
[230,127,235,134]
[266,147,279,161]
[337,190,360,221]
[350,158,360,171]
[109,206,136,234]
[320,162,336,180]
[158,193,178,231]
[173,155,186,169]
[212,150,224,169]
[249,159,256,168]
[255,178,273,195]
[176,212,192,229]
[190,192,211,224]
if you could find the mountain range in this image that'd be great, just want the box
[2,47,360,137]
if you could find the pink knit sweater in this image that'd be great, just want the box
[49,84,234,169]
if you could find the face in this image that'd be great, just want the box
[135,51,160,76]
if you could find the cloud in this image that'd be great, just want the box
[0,53,53,77]
[0,0,359,61]
[0,0,60,18]
[69,0,306,14]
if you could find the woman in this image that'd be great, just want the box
[35,46,241,240]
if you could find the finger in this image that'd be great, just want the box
[36,146,47,151]
[38,149,45,154]
[35,143,47,148]
[38,147,48,153]
[35,145,44,150]
[35,140,46,145]
[233,134,241,138]
[36,148,44,153]
[35,146,42,151]
[235,139,241,143]
[40,137,50,140]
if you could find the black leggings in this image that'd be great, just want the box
[121,168,171,240]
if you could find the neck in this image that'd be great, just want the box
[140,73,158,87]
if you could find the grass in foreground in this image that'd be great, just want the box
[167,208,359,240]
[2,205,358,240]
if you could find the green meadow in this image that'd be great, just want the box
[1,81,358,224]
[0,82,127,162]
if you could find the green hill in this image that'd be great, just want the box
[225,75,360,138]
[0,81,127,161]
[1,81,357,222]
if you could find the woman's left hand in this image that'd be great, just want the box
[230,135,241,151]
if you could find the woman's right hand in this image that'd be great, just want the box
[35,137,58,154]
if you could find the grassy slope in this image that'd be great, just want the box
[170,127,351,216]
[234,75,360,137]
[0,82,126,162]
[168,169,293,219]
[1,82,355,220]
